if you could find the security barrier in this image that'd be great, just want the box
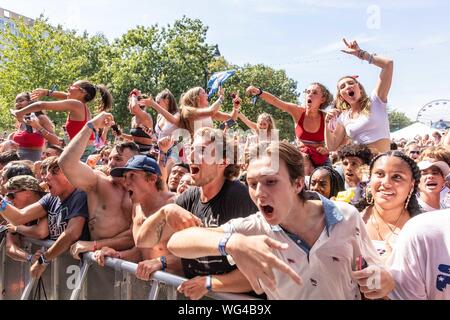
[0,237,258,300]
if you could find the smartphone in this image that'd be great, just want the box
[111,124,121,136]
[219,119,236,130]
[354,255,368,271]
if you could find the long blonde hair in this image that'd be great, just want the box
[179,87,205,134]
[335,76,371,115]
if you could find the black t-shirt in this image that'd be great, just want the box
[176,179,258,278]
[39,189,90,241]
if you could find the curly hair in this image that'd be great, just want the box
[309,166,345,198]
[337,143,373,165]
[361,151,422,216]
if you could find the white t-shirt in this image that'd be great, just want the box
[416,193,447,212]
[337,92,390,144]
[222,193,383,300]
[387,210,450,300]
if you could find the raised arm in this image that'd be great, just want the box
[142,96,180,126]
[10,217,49,240]
[324,110,347,151]
[341,38,394,103]
[238,112,258,133]
[12,100,84,122]
[246,86,303,123]
[58,112,114,192]
[32,88,69,101]
[0,199,47,226]
[129,96,154,130]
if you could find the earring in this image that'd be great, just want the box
[365,187,374,205]
[404,189,414,209]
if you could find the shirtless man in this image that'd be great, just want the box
[58,112,139,259]
[94,154,182,281]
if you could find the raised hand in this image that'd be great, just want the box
[245,86,262,97]
[31,88,49,101]
[88,112,114,130]
[341,38,361,57]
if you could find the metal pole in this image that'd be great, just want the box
[69,260,91,300]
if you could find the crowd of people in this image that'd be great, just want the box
[0,39,449,300]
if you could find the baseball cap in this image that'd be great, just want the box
[5,175,45,193]
[110,155,161,177]
[417,160,450,176]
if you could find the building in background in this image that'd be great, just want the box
[0,7,33,36]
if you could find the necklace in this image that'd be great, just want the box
[371,206,404,243]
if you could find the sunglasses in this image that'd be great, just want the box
[5,190,26,199]
[409,151,421,155]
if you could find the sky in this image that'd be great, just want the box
[1,0,449,121]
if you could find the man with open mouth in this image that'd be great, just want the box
[416,160,449,212]
[136,127,258,300]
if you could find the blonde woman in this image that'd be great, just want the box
[325,39,394,154]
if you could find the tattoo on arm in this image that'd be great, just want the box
[155,219,166,243]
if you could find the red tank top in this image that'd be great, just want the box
[65,104,94,141]
[295,112,325,143]
[12,129,45,148]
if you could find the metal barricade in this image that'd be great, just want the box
[0,237,259,300]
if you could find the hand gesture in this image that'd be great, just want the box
[89,112,114,130]
[158,136,174,154]
[178,276,209,300]
[6,224,18,233]
[245,86,261,97]
[341,38,361,57]
[226,234,302,294]
[135,258,163,281]
[10,108,24,123]
[31,88,49,101]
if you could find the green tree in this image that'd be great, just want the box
[95,16,216,128]
[388,109,413,132]
[0,16,108,131]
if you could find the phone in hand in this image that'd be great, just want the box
[354,255,368,271]
[219,119,236,130]
[111,124,121,136]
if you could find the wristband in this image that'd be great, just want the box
[256,87,263,97]
[205,275,212,291]
[0,198,11,212]
[160,256,167,272]
[218,232,232,256]
[38,253,50,266]
[26,254,33,263]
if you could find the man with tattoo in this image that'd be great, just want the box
[94,154,180,281]
[136,128,258,300]
[58,112,139,259]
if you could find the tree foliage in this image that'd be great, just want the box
[388,109,413,132]
[0,15,299,140]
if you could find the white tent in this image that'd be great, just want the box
[390,122,434,141]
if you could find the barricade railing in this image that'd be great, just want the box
[0,237,258,300]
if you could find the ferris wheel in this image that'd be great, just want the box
[416,99,450,129]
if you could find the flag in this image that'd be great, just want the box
[207,69,236,98]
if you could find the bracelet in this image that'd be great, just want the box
[38,127,46,134]
[26,254,33,263]
[357,49,367,60]
[368,53,376,64]
[256,87,263,97]
[205,275,212,291]
[160,256,167,272]
[38,253,50,266]
[86,121,97,133]
[218,232,233,256]
[0,198,11,212]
